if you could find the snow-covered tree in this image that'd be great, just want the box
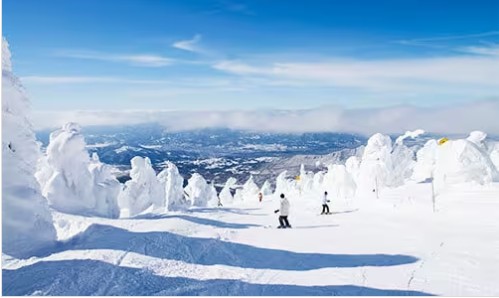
[36,122,120,218]
[260,180,273,196]
[240,175,260,200]
[312,171,325,191]
[297,164,314,195]
[433,137,499,189]
[345,156,360,182]
[184,173,217,207]
[412,139,438,182]
[157,161,188,211]
[2,38,57,258]
[274,170,295,198]
[233,188,244,201]
[322,164,356,200]
[219,177,237,205]
[489,143,499,171]
[356,133,393,195]
[88,153,121,218]
[117,156,164,217]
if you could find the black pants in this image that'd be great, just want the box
[322,204,330,214]
[279,216,291,227]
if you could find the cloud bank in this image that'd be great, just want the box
[32,99,499,136]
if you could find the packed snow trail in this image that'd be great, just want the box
[4,183,499,296]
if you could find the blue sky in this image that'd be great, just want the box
[3,0,499,129]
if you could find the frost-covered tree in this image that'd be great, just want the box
[412,140,438,182]
[356,133,393,195]
[322,164,356,200]
[240,175,260,200]
[260,180,273,196]
[312,171,325,191]
[118,156,164,217]
[433,137,499,190]
[219,177,237,205]
[412,132,498,192]
[157,161,188,211]
[298,164,314,195]
[36,122,120,218]
[274,170,292,197]
[2,38,57,258]
[88,153,121,218]
[184,173,218,207]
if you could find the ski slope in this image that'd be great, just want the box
[4,182,499,296]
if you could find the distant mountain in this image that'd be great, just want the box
[36,123,367,184]
[37,123,485,186]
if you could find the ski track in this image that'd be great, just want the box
[4,184,499,296]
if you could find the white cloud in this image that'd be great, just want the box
[20,76,171,85]
[172,34,203,53]
[460,44,499,56]
[32,99,499,136]
[56,51,173,67]
[21,76,118,84]
[395,31,499,48]
[212,55,499,92]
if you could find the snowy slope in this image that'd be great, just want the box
[4,182,499,296]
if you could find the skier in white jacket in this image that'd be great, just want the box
[274,193,291,228]
[321,191,331,214]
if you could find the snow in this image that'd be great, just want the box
[88,153,121,218]
[184,173,218,207]
[2,37,12,72]
[239,175,261,201]
[274,170,294,198]
[395,129,425,145]
[36,123,120,218]
[322,164,356,200]
[241,144,288,151]
[355,133,394,196]
[433,139,498,191]
[85,142,115,149]
[297,164,314,194]
[260,180,273,196]
[219,177,237,205]
[412,139,438,182]
[2,38,57,258]
[139,144,163,149]
[157,162,189,211]
[117,156,165,217]
[4,183,499,296]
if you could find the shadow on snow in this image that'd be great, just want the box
[132,214,261,229]
[49,224,419,271]
[3,259,433,296]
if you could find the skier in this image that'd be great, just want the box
[321,191,330,214]
[258,192,263,202]
[274,193,291,228]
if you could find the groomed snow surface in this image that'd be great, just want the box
[3,183,499,296]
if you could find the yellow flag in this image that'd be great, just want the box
[438,137,449,146]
